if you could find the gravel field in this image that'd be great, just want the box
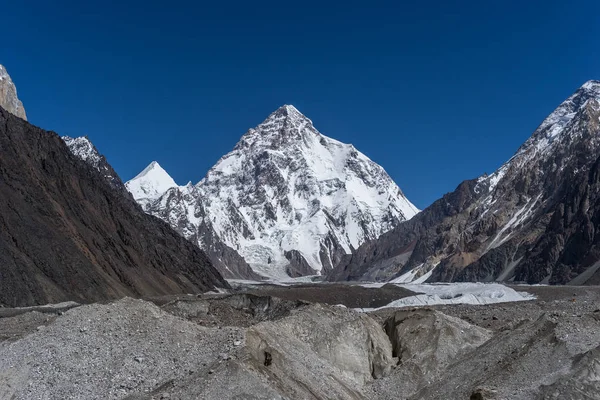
[0,284,599,399]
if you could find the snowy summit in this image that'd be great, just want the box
[126,105,419,279]
[125,161,178,209]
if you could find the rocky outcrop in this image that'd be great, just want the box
[330,81,600,285]
[0,106,228,307]
[0,65,26,120]
[410,315,570,400]
[383,308,491,391]
[538,344,600,399]
[246,304,394,397]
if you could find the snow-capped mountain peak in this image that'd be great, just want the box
[126,104,419,279]
[477,80,600,195]
[125,161,178,208]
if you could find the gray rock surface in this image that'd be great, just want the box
[246,303,394,397]
[383,309,491,391]
[0,107,228,307]
[0,298,244,400]
[1,284,599,399]
[0,65,26,120]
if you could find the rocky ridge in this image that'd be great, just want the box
[0,65,26,120]
[62,136,128,192]
[330,80,600,285]
[0,106,228,307]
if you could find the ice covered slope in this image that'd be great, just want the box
[130,105,419,279]
[0,64,27,120]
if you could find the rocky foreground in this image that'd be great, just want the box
[0,284,599,400]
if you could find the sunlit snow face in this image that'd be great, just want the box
[124,105,419,279]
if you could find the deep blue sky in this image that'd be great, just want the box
[2,1,599,208]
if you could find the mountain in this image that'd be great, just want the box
[127,105,419,279]
[0,65,27,120]
[62,136,128,192]
[330,80,600,285]
[0,105,228,307]
[134,168,262,280]
[125,161,179,209]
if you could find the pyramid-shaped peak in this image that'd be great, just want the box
[126,160,178,204]
[263,104,312,125]
[133,161,167,180]
[265,104,308,120]
[280,104,301,114]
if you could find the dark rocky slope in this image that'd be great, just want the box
[0,107,228,307]
[62,135,128,193]
[330,81,600,285]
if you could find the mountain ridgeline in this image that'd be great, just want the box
[330,80,600,285]
[24,56,600,286]
[0,75,228,306]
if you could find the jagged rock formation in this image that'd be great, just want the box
[127,105,418,279]
[382,309,491,393]
[0,106,227,307]
[62,136,128,192]
[246,303,394,395]
[330,80,600,285]
[0,65,26,120]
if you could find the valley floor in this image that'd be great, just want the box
[0,283,599,399]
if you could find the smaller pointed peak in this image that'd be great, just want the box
[134,161,163,178]
[126,161,178,202]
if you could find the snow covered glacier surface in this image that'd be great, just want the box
[126,105,419,279]
[357,282,535,311]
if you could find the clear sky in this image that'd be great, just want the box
[2,0,599,208]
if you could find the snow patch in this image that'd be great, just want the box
[357,282,534,311]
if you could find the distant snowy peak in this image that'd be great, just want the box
[0,65,27,120]
[520,79,600,153]
[129,104,419,279]
[193,104,419,278]
[125,161,178,208]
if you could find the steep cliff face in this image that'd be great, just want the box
[0,106,228,307]
[128,105,419,279]
[62,136,128,192]
[330,81,600,285]
[0,65,27,120]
